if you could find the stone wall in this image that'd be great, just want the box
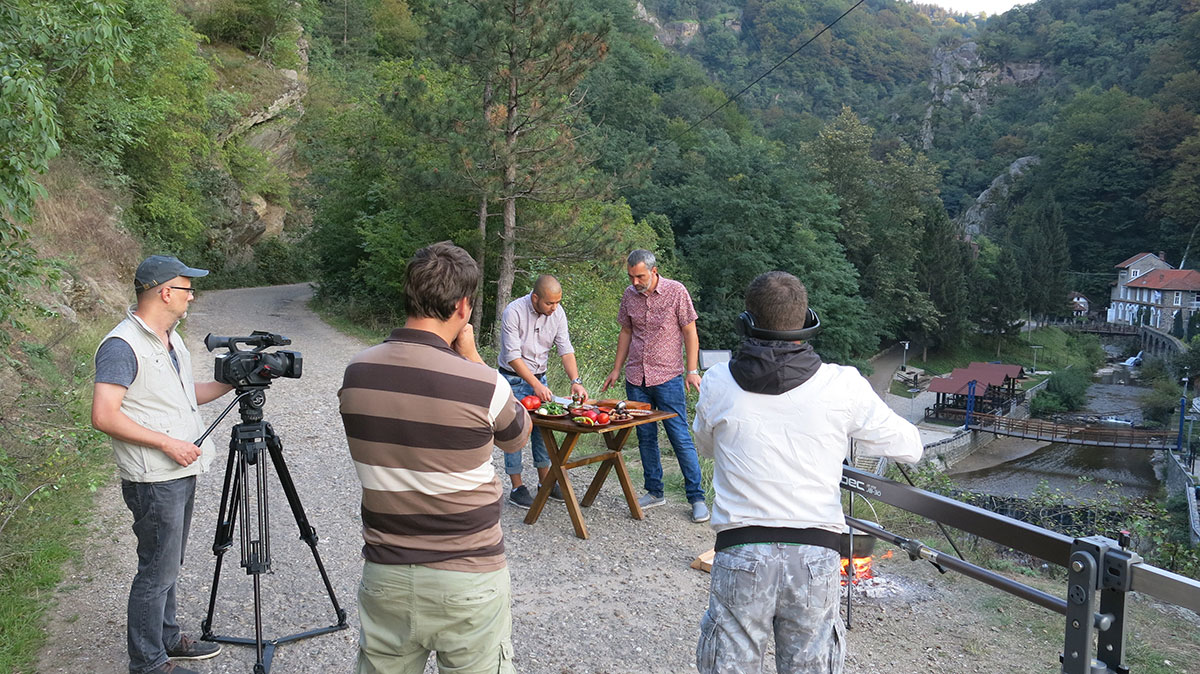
[1163,451,1200,546]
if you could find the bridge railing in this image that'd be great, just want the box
[969,412,1177,449]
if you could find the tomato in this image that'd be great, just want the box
[595,412,610,425]
[521,395,541,410]
[583,409,599,420]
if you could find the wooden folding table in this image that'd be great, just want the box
[523,410,676,539]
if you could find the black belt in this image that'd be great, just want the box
[499,366,544,379]
[714,526,845,555]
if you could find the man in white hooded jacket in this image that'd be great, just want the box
[692,271,923,674]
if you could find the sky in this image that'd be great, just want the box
[928,0,1029,16]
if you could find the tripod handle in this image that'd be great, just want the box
[194,390,255,447]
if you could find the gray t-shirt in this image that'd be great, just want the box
[95,337,179,388]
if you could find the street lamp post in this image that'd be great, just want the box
[900,341,910,372]
[1031,345,1044,375]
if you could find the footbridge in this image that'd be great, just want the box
[938,410,1180,450]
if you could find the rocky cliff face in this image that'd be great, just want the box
[634,2,699,47]
[957,155,1039,237]
[921,42,1048,150]
[209,31,309,260]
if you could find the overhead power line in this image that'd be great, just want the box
[667,0,868,145]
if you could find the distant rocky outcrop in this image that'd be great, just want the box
[209,30,309,259]
[634,2,699,47]
[958,155,1039,236]
[921,42,1048,149]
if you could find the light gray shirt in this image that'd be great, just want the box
[497,294,574,375]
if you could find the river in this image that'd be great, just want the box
[946,381,1160,502]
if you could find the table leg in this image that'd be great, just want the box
[526,429,572,524]
[601,428,644,520]
[581,459,613,507]
[524,429,589,539]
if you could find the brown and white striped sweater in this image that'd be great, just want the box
[338,328,531,572]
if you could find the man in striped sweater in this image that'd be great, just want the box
[339,241,531,674]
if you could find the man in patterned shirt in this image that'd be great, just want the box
[339,241,531,673]
[602,249,710,523]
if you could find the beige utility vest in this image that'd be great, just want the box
[99,309,215,482]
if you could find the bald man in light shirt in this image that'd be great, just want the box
[497,275,588,508]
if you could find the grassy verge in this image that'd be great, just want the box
[0,320,113,673]
[917,327,1106,376]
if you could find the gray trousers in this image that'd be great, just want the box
[122,476,196,673]
[697,544,845,674]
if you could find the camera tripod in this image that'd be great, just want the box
[198,387,347,674]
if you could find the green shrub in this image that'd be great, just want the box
[1044,367,1090,410]
[194,0,311,68]
[1141,378,1183,427]
[1030,391,1065,416]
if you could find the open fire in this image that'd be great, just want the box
[840,550,893,584]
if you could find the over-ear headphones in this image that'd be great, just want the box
[735,308,822,341]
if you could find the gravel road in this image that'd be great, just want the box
[36,284,1199,674]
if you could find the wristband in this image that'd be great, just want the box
[570,377,583,385]
[687,369,700,375]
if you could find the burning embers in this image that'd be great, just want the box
[840,550,893,585]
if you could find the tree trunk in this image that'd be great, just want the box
[472,194,487,332]
[492,61,520,345]
[472,84,493,334]
[494,178,516,345]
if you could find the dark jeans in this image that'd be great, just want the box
[626,375,705,503]
[502,372,550,474]
[121,476,196,673]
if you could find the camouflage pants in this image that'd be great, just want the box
[697,544,845,674]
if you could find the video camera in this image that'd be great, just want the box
[205,331,302,389]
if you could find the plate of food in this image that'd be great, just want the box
[530,400,569,418]
[572,409,612,427]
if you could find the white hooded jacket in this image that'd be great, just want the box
[693,340,922,534]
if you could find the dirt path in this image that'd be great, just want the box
[37,285,1199,673]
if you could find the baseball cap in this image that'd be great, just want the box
[134,255,209,292]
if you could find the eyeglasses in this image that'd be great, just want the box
[167,286,196,296]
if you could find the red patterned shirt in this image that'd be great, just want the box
[617,276,699,387]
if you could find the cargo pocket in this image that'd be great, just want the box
[826,618,846,673]
[696,611,718,674]
[497,641,514,674]
[805,552,841,610]
[711,550,761,608]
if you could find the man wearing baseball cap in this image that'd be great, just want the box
[92,255,233,674]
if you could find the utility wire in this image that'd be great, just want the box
[667,0,867,145]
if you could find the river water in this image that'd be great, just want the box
[946,381,1161,502]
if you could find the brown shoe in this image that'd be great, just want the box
[165,634,221,660]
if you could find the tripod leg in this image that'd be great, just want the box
[203,432,243,638]
[264,423,348,626]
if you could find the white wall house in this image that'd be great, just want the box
[1106,252,1200,331]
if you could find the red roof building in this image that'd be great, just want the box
[1107,253,1197,331]
[1124,269,1200,292]
[927,362,1025,420]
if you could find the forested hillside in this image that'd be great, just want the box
[6,0,1197,368]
